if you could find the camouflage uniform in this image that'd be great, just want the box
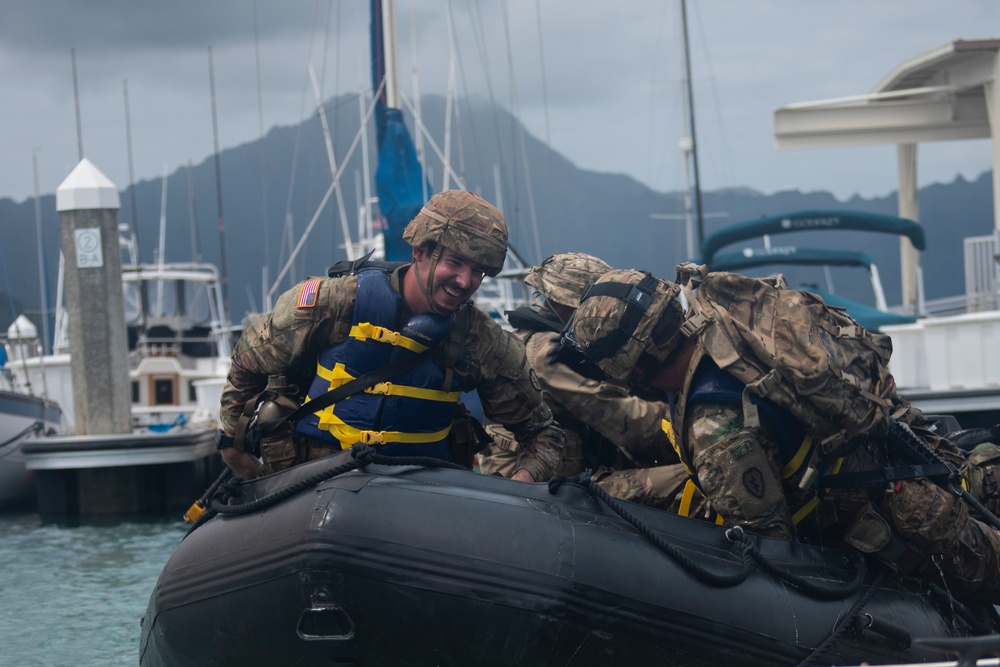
[478,253,705,514]
[478,326,696,509]
[568,267,1000,603]
[221,190,563,481]
[222,266,562,481]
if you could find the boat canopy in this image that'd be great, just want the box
[710,247,877,273]
[699,210,926,265]
[808,286,917,331]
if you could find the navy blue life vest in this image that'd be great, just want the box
[686,361,815,481]
[294,269,462,460]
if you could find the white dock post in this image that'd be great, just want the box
[56,158,131,436]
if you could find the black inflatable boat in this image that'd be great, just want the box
[139,448,998,666]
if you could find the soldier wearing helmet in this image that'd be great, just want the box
[478,254,707,514]
[217,190,564,483]
[566,266,1000,604]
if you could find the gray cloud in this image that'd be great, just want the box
[0,0,996,204]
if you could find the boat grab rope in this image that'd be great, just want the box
[548,472,868,601]
[0,421,43,455]
[180,445,988,661]
[185,444,468,536]
[548,473,905,666]
[795,566,886,667]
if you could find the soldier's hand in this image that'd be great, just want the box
[222,448,264,480]
[511,469,535,483]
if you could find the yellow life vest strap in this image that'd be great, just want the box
[792,457,844,525]
[781,435,814,479]
[349,322,429,353]
[312,407,453,449]
[664,418,694,476]
[677,478,725,525]
[678,479,698,517]
[314,362,458,402]
[365,381,460,402]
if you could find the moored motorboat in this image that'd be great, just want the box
[139,448,998,667]
[0,388,62,507]
[0,321,63,507]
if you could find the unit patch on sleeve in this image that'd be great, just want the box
[297,278,321,308]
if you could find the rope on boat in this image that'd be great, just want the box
[548,473,868,600]
[185,445,466,536]
[184,446,986,660]
[795,566,886,667]
[0,420,42,454]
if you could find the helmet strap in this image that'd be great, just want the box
[578,273,659,362]
[416,244,449,315]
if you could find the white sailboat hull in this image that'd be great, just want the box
[0,390,62,505]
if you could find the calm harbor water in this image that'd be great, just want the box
[0,509,187,666]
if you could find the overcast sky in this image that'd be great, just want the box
[0,0,997,205]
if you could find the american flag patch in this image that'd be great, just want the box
[297,278,321,308]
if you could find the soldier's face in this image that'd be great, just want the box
[411,246,486,312]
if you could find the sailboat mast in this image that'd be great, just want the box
[32,151,50,355]
[370,0,428,262]
[208,47,231,323]
[381,0,400,112]
[680,0,705,250]
[123,79,150,325]
[71,48,84,161]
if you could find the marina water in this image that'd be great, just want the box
[0,510,185,665]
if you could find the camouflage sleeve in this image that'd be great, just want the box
[219,276,357,433]
[525,331,674,466]
[459,311,563,481]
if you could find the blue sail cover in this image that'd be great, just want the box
[376,109,427,262]
[370,0,429,262]
[699,210,927,265]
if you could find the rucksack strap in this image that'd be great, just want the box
[505,305,564,333]
[577,272,659,362]
[818,463,954,489]
[327,249,408,278]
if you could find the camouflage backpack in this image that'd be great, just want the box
[677,263,897,457]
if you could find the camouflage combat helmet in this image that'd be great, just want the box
[525,252,613,309]
[403,190,508,277]
[567,269,684,382]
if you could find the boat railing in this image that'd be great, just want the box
[883,232,1000,319]
[135,340,183,358]
[962,232,1000,312]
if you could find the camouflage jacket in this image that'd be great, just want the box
[521,328,674,469]
[221,265,564,481]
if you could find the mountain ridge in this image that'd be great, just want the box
[0,93,994,333]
